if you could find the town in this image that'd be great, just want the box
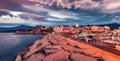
[16,23,120,53]
[53,23,120,52]
[15,23,120,61]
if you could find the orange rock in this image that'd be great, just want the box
[24,46,42,58]
[73,48,83,54]
[52,41,67,46]
[44,45,63,55]
[104,55,119,61]
[15,55,22,61]
[116,45,120,51]
[25,53,45,61]
[71,53,97,61]
[66,38,77,47]
[19,50,28,57]
[43,51,70,61]
[82,49,98,56]
[60,44,74,53]
[24,42,50,58]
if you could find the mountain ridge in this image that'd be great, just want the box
[0,23,120,32]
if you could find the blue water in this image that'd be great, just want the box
[0,33,45,61]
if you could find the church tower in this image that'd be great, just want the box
[76,22,79,27]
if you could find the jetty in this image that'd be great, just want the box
[15,34,120,61]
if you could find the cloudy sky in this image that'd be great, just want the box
[0,0,120,27]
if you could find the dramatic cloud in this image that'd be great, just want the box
[19,13,46,20]
[23,5,79,21]
[48,11,79,20]
[0,15,29,24]
[27,0,120,13]
[9,11,22,17]
[0,15,55,26]
[100,0,120,13]
[0,0,23,11]
[0,0,120,26]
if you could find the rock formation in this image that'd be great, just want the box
[15,34,120,61]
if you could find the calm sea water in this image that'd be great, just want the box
[0,33,45,61]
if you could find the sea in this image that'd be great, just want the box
[0,33,45,61]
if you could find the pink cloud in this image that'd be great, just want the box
[27,0,120,13]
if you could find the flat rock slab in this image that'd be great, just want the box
[43,51,70,61]
[15,55,22,61]
[61,44,74,52]
[25,53,45,61]
[71,53,97,61]
[24,42,50,58]
[44,45,63,55]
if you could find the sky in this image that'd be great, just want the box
[0,0,120,27]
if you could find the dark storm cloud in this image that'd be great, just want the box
[0,0,46,16]
[0,0,120,26]
[0,0,23,11]
[19,13,46,20]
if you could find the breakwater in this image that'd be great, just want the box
[15,34,120,61]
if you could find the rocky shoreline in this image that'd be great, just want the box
[15,34,120,61]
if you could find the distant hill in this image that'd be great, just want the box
[0,25,34,32]
[81,23,120,29]
[85,23,120,29]
[0,23,120,32]
[97,23,120,29]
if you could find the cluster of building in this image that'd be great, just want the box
[16,26,52,34]
[91,26,110,33]
[53,26,76,34]
[53,23,120,52]
[53,23,110,34]
[112,27,120,34]
[31,26,48,34]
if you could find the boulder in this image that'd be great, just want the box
[25,53,45,61]
[71,53,97,61]
[44,45,63,55]
[61,44,74,53]
[116,45,120,51]
[24,42,50,58]
[28,40,42,49]
[52,41,67,46]
[66,38,77,47]
[103,55,118,61]
[43,51,70,61]
[73,48,83,54]
[19,50,28,57]
[15,55,22,61]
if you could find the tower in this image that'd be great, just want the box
[76,22,79,27]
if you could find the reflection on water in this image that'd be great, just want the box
[0,33,45,61]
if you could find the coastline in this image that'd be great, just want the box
[15,33,120,61]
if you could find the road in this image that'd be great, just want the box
[70,36,120,56]
[90,42,120,56]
